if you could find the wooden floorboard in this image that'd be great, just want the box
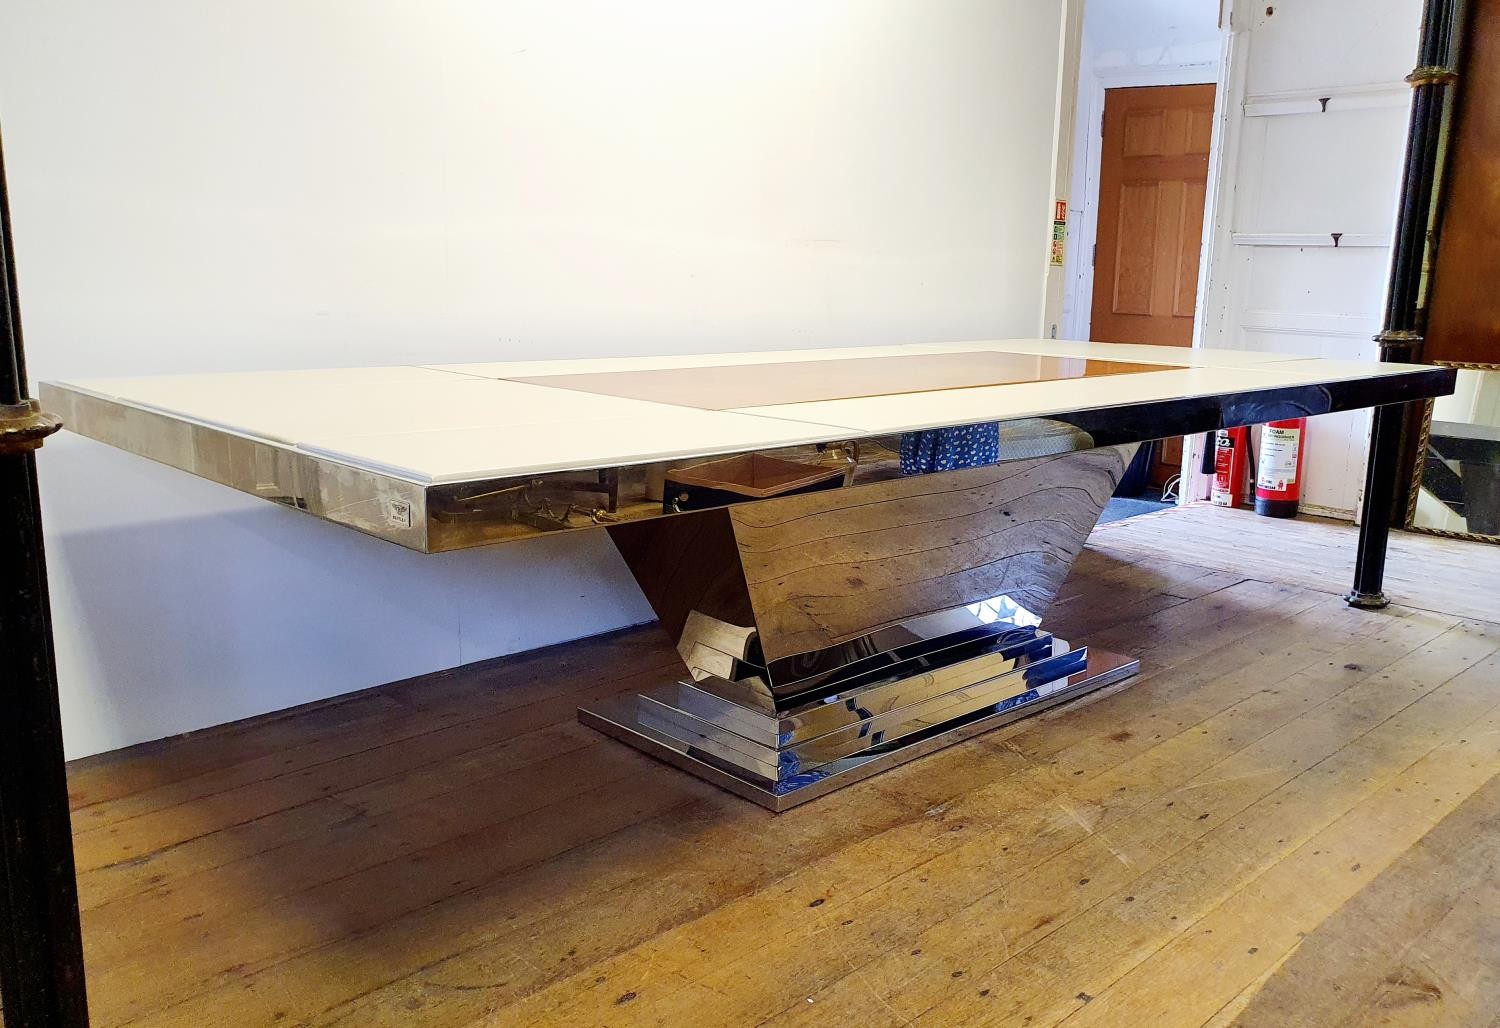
[1087,503,1500,625]
[1230,772,1500,1027]
[62,506,1500,1027]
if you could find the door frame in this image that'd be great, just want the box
[1060,63,1223,344]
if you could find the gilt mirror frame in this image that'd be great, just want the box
[1405,359,1500,544]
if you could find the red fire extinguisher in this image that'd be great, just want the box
[1254,418,1307,518]
[1211,427,1249,508]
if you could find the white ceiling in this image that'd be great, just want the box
[1084,0,1222,53]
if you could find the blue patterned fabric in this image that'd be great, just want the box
[899,422,1000,474]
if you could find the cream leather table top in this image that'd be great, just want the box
[47,339,1440,482]
[42,339,1454,552]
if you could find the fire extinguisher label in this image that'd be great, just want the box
[1257,426,1301,491]
[1211,431,1236,506]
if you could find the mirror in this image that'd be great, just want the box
[1409,367,1500,543]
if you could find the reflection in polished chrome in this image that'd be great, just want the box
[675,626,1057,748]
[675,594,1054,705]
[639,641,1089,785]
[968,594,1043,627]
[581,649,1141,811]
[1410,368,1500,543]
[580,444,1143,808]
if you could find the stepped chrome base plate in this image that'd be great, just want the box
[579,648,1139,812]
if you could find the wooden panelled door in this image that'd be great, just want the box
[1091,83,1216,481]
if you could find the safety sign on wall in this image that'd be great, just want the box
[1050,200,1067,267]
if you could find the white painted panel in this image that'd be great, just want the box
[1197,0,1418,518]
[1241,325,1378,359]
[1244,108,1409,234]
[1283,408,1372,517]
[1231,234,1389,248]
[1240,247,1391,325]
[1242,0,1423,96]
[1240,312,1380,343]
[1243,83,1409,116]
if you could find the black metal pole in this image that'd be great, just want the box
[0,128,90,1026]
[1347,0,1466,609]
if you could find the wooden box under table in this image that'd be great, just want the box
[662,453,847,513]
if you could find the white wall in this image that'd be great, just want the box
[0,0,1068,757]
[1085,0,1222,58]
[1195,0,1420,517]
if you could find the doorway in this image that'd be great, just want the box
[1091,82,1216,485]
[1090,84,1215,348]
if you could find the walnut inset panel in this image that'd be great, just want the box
[509,352,1182,410]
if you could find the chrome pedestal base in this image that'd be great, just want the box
[579,647,1138,811]
[584,447,1143,809]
